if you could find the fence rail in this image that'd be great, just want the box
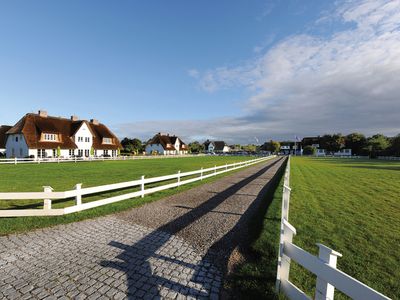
[378,156,400,161]
[0,154,208,165]
[0,156,275,217]
[276,156,390,300]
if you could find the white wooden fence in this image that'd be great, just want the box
[276,156,391,300]
[0,156,274,217]
[378,156,400,161]
[0,154,206,165]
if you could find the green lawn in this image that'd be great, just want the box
[289,157,400,299]
[0,156,257,235]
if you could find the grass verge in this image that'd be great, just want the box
[0,156,269,236]
[227,158,286,299]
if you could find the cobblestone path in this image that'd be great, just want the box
[0,157,284,299]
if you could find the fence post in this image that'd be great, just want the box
[75,183,82,206]
[315,244,342,300]
[43,186,53,210]
[200,167,203,180]
[177,170,181,187]
[282,185,291,220]
[276,220,297,292]
[225,163,228,171]
[14,157,17,165]
[141,175,145,198]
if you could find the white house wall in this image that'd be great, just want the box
[74,122,93,155]
[6,134,29,158]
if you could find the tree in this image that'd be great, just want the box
[121,137,144,154]
[345,133,367,155]
[365,134,390,158]
[243,144,257,152]
[90,146,94,156]
[57,146,61,157]
[389,134,400,156]
[303,145,316,155]
[262,140,280,154]
[188,141,204,153]
[320,134,345,153]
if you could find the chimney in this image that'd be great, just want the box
[90,119,99,125]
[38,110,48,118]
[71,115,79,121]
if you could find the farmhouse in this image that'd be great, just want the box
[145,133,188,155]
[4,110,121,158]
[204,140,230,153]
[0,125,12,155]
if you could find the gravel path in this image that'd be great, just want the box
[0,157,285,300]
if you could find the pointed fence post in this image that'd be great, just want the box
[200,167,203,180]
[75,183,82,206]
[141,175,145,198]
[276,219,297,292]
[177,170,181,187]
[315,244,342,300]
[43,186,53,210]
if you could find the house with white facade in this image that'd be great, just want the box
[204,140,230,153]
[145,133,188,155]
[4,110,121,158]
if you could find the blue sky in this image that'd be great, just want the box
[1,1,399,143]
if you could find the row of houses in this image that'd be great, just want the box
[0,111,232,159]
[276,138,352,156]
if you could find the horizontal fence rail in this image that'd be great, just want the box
[0,154,208,165]
[276,156,390,300]
[378,156,400,161]
[0,156,275,217]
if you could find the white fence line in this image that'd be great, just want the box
[276,156,390,300]
[0,154,208,165]
[0,156,275,217]
[378,156,400,161]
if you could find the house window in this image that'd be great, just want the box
[85,137,90,142]
[53,149,57,157]
[69,149,75,156]
[37,149,46,158]
[103,138,112,144]
[78,149,83,157]
[15,136,19,142]
[44,134,57,141]
[104,150,109,156]
[85,149,89,157]
[94,150,97,156]
[77,137,83,142]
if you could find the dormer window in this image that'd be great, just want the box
[43,133,57,142]
[103,137,113,144]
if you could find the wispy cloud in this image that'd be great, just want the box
[116,0,400,143]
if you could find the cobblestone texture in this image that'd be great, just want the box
[0,158,284,299]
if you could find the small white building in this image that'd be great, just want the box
[204,140,230,153]
[4,110,121,158]
[145,133,188,155]
[334,149,352,156]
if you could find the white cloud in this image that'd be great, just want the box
[116,0,400,143]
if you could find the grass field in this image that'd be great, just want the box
[230,157,399,299]
[0,156,256,236]
[289,157,400,299]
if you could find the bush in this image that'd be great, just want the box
[303,145,316,155]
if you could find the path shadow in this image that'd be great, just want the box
[100,157,284,299]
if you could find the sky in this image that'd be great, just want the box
[0,0,399,144]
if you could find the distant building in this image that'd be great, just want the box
[145,133,188,155]
[4,110,121,158]
[204,140,230,153]
[280,141,298,155]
